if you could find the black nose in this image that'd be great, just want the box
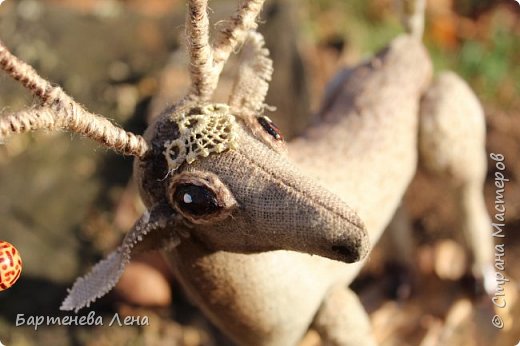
[331,245,363,263]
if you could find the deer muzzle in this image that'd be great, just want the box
[236,151,370,263]
[184,128,370,264]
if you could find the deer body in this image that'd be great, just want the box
[162,35,432,345]
[0,1,493,345]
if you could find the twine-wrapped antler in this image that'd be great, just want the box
[186,0,214,99]
[400,0,426,39]
[0,40,149,157]
[186,0,266,101]
[0,0,268,155]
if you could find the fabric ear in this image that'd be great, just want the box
[229,31,273,117]
[60,205,177,312]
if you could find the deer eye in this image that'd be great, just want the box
[257,116,283,141]
[168,171,238,224]
[173,184,221,216]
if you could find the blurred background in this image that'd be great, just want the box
[0,0,518,345]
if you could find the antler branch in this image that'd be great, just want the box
[186,0,215,99]
[0,40,149,157]
[213,0,266,69]
[400,0,426,39]
[185,0,266,101]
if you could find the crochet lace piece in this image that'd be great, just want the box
[164,103,238,171]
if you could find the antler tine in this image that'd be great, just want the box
[0,107,59,137]
[185,0,267,101]
[186,0,215,100]
[0,40,149,157]
[400,0,426,39]
[213,0,266,69]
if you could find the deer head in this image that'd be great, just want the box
[0,0,369,312]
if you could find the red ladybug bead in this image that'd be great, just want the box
[0,240,22,291]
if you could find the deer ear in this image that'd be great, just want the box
[60,205,177,312]
[229,31,273,117]
[227,32,288,153]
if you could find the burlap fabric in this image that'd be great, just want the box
[60,37,431,329]
[419,71,494,289]
[61,206,176,311]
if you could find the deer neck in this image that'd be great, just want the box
[289,35,432,244]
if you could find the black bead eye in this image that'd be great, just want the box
[173,184,221,216]
[169,172,237,224]
[257,116,283,141]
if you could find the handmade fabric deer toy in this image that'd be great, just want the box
[0,0,494,345]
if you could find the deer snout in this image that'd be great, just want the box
[181,125,370,263]
[230,132,370,263]
[241,164,370,263]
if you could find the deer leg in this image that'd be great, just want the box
[418,71,495,294]
[312,284,377,346]
[453,179,495,294]
[382,203,416,299]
